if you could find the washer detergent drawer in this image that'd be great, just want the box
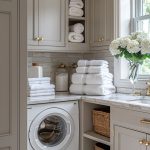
[29,107,75,150]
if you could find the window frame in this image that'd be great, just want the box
[114,0,150,90]
[133,0,150,79]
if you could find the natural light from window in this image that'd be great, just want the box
[135,0,150,76]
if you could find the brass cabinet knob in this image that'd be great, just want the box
[98,37,102,42]
[139,139,145,144]
[34,37,40,41]
[139,140,150,146]
[98,37,104,42]
[39,37,44,41]
[101,37,104,41]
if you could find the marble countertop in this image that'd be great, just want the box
[27,93,150,113]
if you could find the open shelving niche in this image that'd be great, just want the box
[68,0,88,45]
[80,100,110,150]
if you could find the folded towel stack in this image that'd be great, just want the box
[69,0,84,17]
[70,60,116,96]
[27,77,55,98]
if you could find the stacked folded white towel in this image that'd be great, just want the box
[69,0,84,17]
[70,60,116,96]
[27,77,55,98]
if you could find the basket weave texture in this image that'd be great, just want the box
[93,109,110,137]
[95,145,104,150]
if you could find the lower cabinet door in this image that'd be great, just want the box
[114,126,146,150]
[147,135,150,150]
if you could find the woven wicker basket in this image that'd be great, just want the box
[95,145,104,150]
[93,107,110,137]
[95,143,110,150]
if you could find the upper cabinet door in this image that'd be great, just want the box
[114,126,146,150]
[38,0,65,47]
[27,0,39,46]
[90,0,113,47]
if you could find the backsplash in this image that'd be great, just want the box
[28,52,84,83]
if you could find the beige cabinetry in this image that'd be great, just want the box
[112,107,150,150]
[0,0,26,149]
[27,0,66,49]
[90,0,114,48]
[114,126,146,150]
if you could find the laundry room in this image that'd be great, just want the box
[1,0,150,150]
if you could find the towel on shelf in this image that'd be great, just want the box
[28,83,55,91]
[69,1,84,9]
[86,74,113,85]
[27,89,55,95]
[69,84,84,95]
[28,96,55,101]
[69,84,116,95]
[70,23,84,34]
[77,60,89,67]
[84,85,116,96]
[89,60,108,66]
[77,60,109,67]
[28,77,51,82]
[69,7,84,17]
[28,91,55,97]
[71,73,113,85]
[68,32,84,43]
[71,73,86,84]
[76,66,109,74]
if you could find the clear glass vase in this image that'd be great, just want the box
[129,62,140,94]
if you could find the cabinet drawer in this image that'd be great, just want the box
[111,107,150,133]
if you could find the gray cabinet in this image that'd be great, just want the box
[90,0,113,47]
[27,0,65,48]
[114,126,146,150]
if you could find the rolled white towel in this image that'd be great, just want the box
[69,1,84,9]
[69,84,84,95]
[77,60,89,67]
[84,85,116,96]
[70,0,83,2]
[28,77,51,82]
[76,66,109,74]
[86,74,113,85]
[69,7,84,17]
[68,32,84,43]
[89,60,108,66]
[70,23,84,34]
[28,92,55,97]
[72,73,86,84]
[28,83,55,91]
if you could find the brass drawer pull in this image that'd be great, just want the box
[139,139,150,146]
[140,119,150,124]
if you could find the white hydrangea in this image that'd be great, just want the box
[141,39,150,54]
[109,39,121,55]
[127,40,140,53]
[120,38,131,48]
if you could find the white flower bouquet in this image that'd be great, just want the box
[110,32,150,62]
[109,32,150,85]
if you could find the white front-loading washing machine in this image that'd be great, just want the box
[27,101,79,150]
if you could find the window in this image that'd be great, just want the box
[134,0,150,76]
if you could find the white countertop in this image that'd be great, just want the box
[27,93,150,113]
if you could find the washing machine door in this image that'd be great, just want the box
[29,107,75,150]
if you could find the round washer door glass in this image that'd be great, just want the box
[38,115,67,146]
[29,108,74,150]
